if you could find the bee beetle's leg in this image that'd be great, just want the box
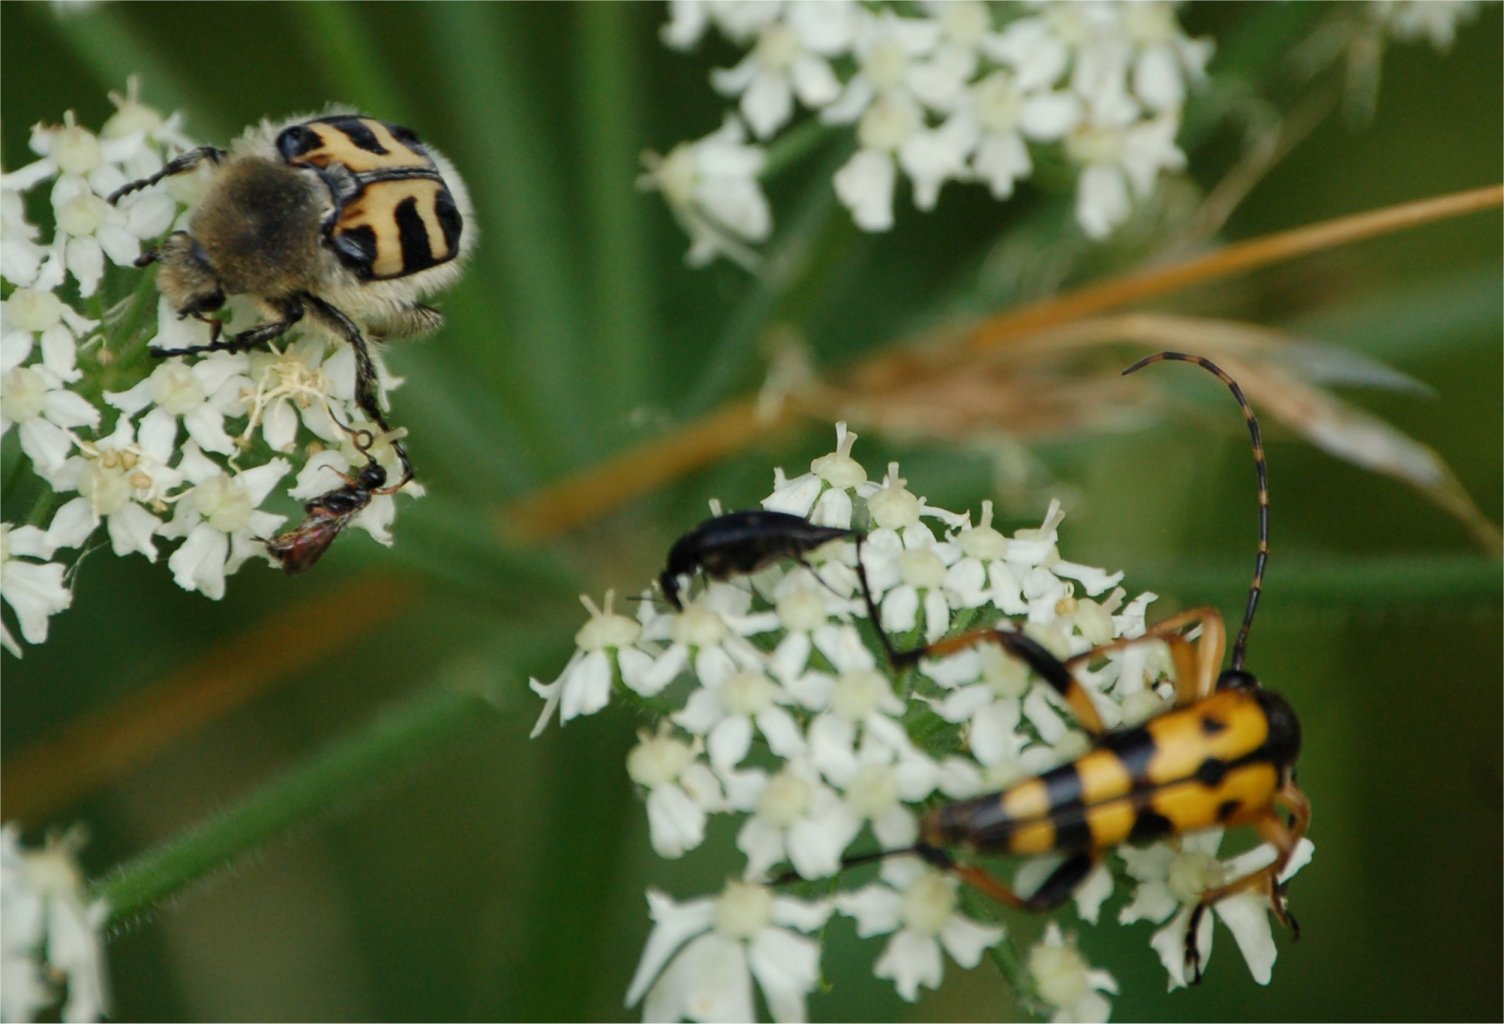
[149,300,303,358]
[107,146,227,204]
[193,311,225,347]
[302,293,415,488]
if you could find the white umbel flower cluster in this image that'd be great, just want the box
[0,82,414,652]
[1,826,110,1024]
[530,424,1313,1021]
[647,0,1211,260]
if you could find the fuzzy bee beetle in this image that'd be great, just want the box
[109,112,475,485]
[264,421,407,574]
[793,353,1310,985]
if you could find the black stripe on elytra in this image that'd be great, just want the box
[393,196,435,273]
[322,116,387,154]
[1051,815,1093,852]
[276,124,319,162]
[1097,726,1156,784]
[1040,760,1085,813]
[385,122,428,155]
[434,187,462,253]
[1128,806,1175,843]
[332,224,378,277]
[1194,757,1230,786]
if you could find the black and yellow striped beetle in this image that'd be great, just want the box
[819,352,1311,984]
[109,112,474,487]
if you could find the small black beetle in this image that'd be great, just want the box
[660,510,861,611]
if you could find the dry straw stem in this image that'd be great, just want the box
[501,185,1503,542]
[842,312,1500,552]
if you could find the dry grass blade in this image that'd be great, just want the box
[501,185,1503,540]
[833,310,1499,552]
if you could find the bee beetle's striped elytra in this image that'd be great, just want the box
[275,115,464,280]
[804,352,1310,985]
[108,111,475,490]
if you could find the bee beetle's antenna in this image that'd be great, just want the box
[1122,351,1269,671]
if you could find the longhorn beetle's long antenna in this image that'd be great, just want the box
[851,535,903,668]
[1122,351,1269,671]
[771,843,925,887]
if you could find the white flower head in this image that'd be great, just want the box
[1118,829,1315,989]
[625,882,831,1024]
[46,175,145,298]
[763,421,868,525]
[674,665,804,772]
[102,75,199,182]
[1027,921,1117,1023]
[158,442,290,598]
[10,111,135,204]
[1372,0,1482,50]
[105,337,249,457]
[1,286,98,381]
[626,725,726,859]
[711,3,854,139]
[529,590,653,736]
[0,362,98,473]
[1,825,111,1023]
[43,419,185,563]
[640,117,771,270]
[733,757,862,881]
[0,525,72,656]
[240,336,350,452]
[836,858,1005,1001]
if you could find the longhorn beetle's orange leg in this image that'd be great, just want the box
[1183,780,1312,982]
[903,627,1107,738]
[1062,606,1229,707]
[945,852,1101,913]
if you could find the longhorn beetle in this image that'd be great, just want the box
[788,352,1310,984]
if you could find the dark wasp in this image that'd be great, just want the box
[265,425,410,574]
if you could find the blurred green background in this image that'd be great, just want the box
[2,2,1499,1021]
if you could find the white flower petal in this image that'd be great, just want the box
[875,929,943,1001]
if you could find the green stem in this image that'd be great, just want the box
[91,666,506,929]
[682,145,849,414]
[760,118,834,180]
[1124,552,1502,609]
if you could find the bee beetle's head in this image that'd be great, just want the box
[142,231,225,317]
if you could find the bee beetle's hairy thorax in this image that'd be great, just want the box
[191,157,327,299]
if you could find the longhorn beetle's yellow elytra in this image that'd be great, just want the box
[810,351,1310,985]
